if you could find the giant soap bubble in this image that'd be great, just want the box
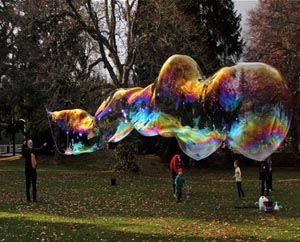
[49,55,291,161]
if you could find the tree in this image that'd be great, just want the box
[0,0,107,147]
[0,0,29,152]
[134,0,244,86]
[1,0,244,155]
[134,0,202,86]
[176,0,243,73]
[244,0,300,159]
[66,0,140,88]
[0,0,16,79]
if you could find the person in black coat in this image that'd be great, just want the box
[22,139,47,202]
[259,160,270,196]
[266,156,273,191]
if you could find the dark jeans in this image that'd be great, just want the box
[261,179,270,196]
[267,171,273,190]
[172,170,177,193]
[175,187,182,201]
[236,181,244,198]
[25,169,37,201]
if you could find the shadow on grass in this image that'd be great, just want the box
[1,154,300,241]
[0,214,279,242]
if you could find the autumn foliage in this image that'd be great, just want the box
[244,0,300,158]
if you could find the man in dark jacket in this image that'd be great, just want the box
[22,139,47,202]
[259,160,270,196]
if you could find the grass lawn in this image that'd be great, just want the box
[0,150,300,242]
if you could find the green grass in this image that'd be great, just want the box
[1,151,300,242]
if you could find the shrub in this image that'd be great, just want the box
[114,137,140,172]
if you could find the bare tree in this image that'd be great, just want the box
[66,0,139,88]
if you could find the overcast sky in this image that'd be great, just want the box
[233,0,258,34]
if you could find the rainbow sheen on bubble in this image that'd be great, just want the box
[49,55,291,161]
[48,109,99,154]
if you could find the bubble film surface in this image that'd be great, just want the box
[49,55,291,161]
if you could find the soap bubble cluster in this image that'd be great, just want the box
[49,55,291,161]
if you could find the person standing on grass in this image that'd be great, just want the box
[233,160,245,199]
[259,159,270,196]
[170,154,184,195]
[174,168,187,202]
[22,139,47,202]
[266,156,273,192]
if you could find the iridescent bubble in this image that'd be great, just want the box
[49,55,291,161]
[48,109,98,154]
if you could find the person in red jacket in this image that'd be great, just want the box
[170,154,184,195]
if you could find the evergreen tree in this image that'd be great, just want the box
[134,0,244,86]
[177,0,243,74]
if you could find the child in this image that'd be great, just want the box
[233,160,245,199]
[170,154,184,195]
[174,168,187,202]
